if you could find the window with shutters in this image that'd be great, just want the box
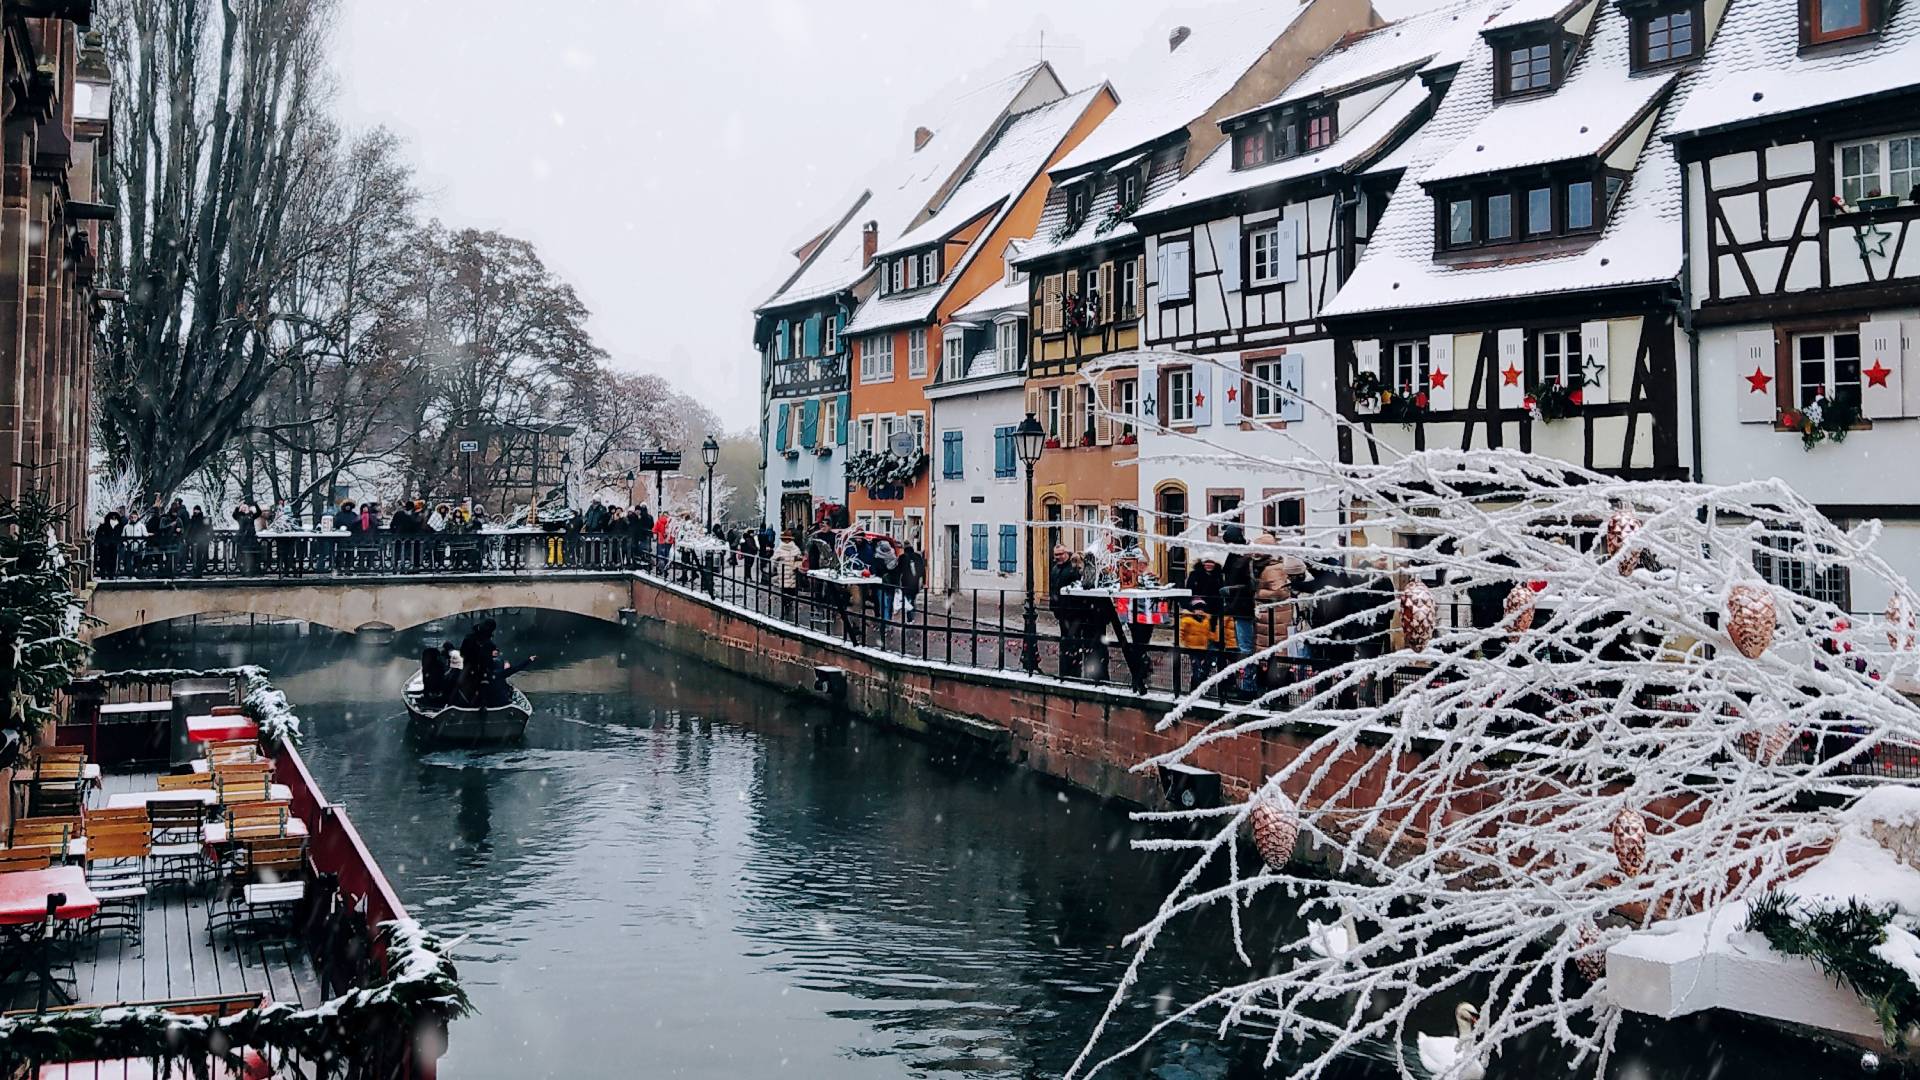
[942,431,964,478]
[941,328,966,381]
[861,335,894,383]
[821,397,838,447]
[1248,224,1287,286]
[998,525,1019,573]
[1160,240,1192,302]
[1533,329,1580,388]
[1167,368,1195,425]
[823,315,838,356]
[996,317,1025,373]
[908,411,926,453]
[908,329,928,378]
[1794,331,1863,408]
[1080,385,1097,445]
[970,524,989,570]
[859,416,876,453]
[923,251,938,286]
[1116,260,1139,318]
[1391,340,1432,393]
[1835,132,1920,207]
[792,323,806,359]
[1249,358,1288,419]
[1115,378,1137,440]
[1041,275,1065,334]
[994,426,1017,478]
[1045,387,1063,439]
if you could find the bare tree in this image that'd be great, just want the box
[96,0,340,501]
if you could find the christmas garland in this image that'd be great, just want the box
[1096,193,1140,236]
[1349,371,1427,426]
[1780,395,1863,450]
[844,449,928,494]
[0,920,471,1073]
[1744,891,1920,1047]
[0,494,95,753]
[1525,380,1587,423]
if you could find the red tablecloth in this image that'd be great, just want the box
[186,715,258,743]
[0,866,99,925]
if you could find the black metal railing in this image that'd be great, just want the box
[93,530,650,580]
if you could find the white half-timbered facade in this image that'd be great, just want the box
[1323,0,1716,486]
[1669,0,1920,610]
[1129,0,1491,568]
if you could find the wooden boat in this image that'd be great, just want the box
[403,672,532,744]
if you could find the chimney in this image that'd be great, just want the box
[861,221,878,268]
[1169,25,1192,51]
[913,126,933,152]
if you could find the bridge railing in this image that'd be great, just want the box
[95,529,649,579]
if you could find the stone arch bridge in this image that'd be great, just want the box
[89,573,637,638]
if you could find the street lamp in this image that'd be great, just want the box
[701,435,721,533]
[1013,412,1048,674]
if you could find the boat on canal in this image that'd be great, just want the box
[403,671,533,744]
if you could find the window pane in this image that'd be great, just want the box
[1528,188,1552,234]
[1449,199,1474,245]
[1568,181,1594,229]
[1891,137,1919,203]
[1486,194,1512,239]
[1818,0,1864,33]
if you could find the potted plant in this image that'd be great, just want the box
[1044,436,1063,449]
[1377,385,1430,426]
[782,448,801,461]
[1119,432,1138,446]
[1525,381,1586,424]
[814,445,833,458]
[1780,395,1863,450]
[1349,370,1386,416]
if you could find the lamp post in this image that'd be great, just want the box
[1013,412,1048,674]
[701,435,721,533]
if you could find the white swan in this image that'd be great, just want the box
[1416,1002,1487,1080]
[1305,912,1358,964]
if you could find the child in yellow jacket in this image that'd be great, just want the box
[1179,600,1221,690]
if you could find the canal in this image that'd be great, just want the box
[98,613,1865,1079]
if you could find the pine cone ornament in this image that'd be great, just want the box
[1760,723,1796,766]
[1725,584,1776,659]
[1400,580,1438,652]
[1574,921,1607,982]
[1504,584,1537,636]
[1612,807,1647,879]
[1889,594,1916,652]
[1249,792,1300,870]
[1603,507,1642,575]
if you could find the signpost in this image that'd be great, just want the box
[459,440,480,502]
[636,449,683,512]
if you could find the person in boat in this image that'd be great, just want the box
[419,645,453,706]
[455,620,537,707]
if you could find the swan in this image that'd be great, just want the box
[1306,911,1358,964]
[1416,1002,1487,1080]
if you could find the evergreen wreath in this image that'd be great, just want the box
[1744,891,1920,1047]
[1780,394,1863,450]
[1526,380,1588,423]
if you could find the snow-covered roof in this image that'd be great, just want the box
[1050,0,1313,175]
[879,87,1105,259]
[1144,77,1432,214]
[1363,119,1427,176]
[953,275,1029,322]
[1667,0,1920,138]
[1014,146,1186,265]
[1421,68,1675,183]
[847,88,1105,337]
[1228,0,1490,118]
[1482,0,1586,33]
[1323,0,1688,318]
[758,65,1066,315]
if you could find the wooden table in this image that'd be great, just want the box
[0,867,99,1006]
[106,785,293,810]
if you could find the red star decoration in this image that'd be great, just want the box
[1194,392,1205,407]
[1501,364,1522,387]
[1866,360,1894,388]
[1745,367,1772,394]
[1226,385,1238,402]
[1429,369,1449,390]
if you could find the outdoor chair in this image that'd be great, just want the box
[82,825,151,940]
[0,847,58,873]
[157,772,213,791]
[147,799,210,888]
[9,819,80,860]
[208,836,309,938]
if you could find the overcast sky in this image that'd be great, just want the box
[331,0,1428,431]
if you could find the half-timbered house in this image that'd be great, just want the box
[1129,0,1490,580]
[1668,0,1920,609]
[1012,0,1378,591]
[1324,0,1715,500]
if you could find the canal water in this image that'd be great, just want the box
[98,614,1865,1080]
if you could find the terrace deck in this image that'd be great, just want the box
[0,769,324,1013]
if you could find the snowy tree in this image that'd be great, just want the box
[1069,352,1920,1079]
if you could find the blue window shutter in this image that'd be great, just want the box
[800,399,820,448]
[1280,353,1306,423]
[833,313,847,354]
[804,314,823,357]
[971,525,989,570]
[836,393,850,445]
[994,426,1016,477]
[775,403,790,449]
[999,525,1018,572]
[775,320,790,361]
[942,431,963,478]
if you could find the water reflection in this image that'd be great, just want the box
[96,614,1865,1080]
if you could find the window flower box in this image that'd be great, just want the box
[1857,195,1901,212]
[1780,395,1861,450]
[1119,433,1138,446]
[1525,381,1584,424]
[781,448,800,461]
[1043,437,1063,450]
[814,446,833,458]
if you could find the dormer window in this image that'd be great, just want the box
[1116,171,1140,210]
[1306,110,1335,150]
[1435,166,1622,252]
[1237,127,1270,168]
[1504,39,1554,94]
[1065,184,1091,230]
[1803,0,1878,44]
[1626,1,1699,68]
[922,251,938,285]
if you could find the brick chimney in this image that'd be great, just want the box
[1169,25,1192,51]
[861,221,878,268]
[913,126,933,152]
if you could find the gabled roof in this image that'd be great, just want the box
[1481,0,1588,33]
[1049,0,1316,176]
[1142,77,1432,215]
[847,86,1110,337]
[1323,0,1688,318]
[1227,0,1491,119]
[1667,0,1920,139]
[756,64,1067,317]
[1420,68,1675,183]
[952,275,1029,322]
[1014,147,1184,266]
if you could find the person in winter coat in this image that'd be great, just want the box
[897,541,925,619]
[1218,525,1259,692]
[334,500,360,533]
[429,504,450,532]
[873,537,901,620]
[1048,546,1086,676]
[94,509,125,578]
[653,510,674,569]
[1184,553,1227,683]
[772,530,804,620]
[1179,599,1222,691]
